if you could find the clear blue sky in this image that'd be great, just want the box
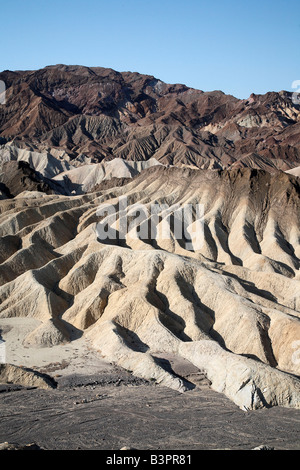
[1,0,300,98]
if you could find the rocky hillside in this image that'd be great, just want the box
[0,65,300,171]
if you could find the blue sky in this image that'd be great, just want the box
[1,0,300,98]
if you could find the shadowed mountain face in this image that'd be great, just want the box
[0,64,300,171]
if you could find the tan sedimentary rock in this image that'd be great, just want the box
[0,167,299,410]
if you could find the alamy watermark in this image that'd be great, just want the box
[96,196,205,251]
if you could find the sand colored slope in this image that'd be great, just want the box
[286,166,300,177]
[52,157,162,194]
[0,167,299,410]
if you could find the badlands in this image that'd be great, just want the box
[0,66,300,450]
